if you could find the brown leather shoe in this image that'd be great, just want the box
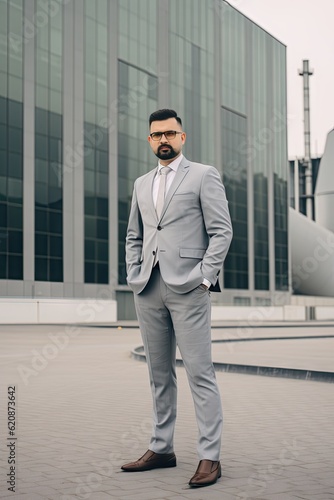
[189,459,221,487]
[121,449,176,472]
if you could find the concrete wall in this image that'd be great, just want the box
[211,305,306,322]
[0,299,117,324]
[0,296,334,326]
[211,304,334,321]
[1,298,333,324]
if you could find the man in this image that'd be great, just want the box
[122,109,232,487]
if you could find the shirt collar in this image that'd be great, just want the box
[158,153,184,173]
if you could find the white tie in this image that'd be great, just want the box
[156,166,171,219]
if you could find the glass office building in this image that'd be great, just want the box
[0,0,290,318]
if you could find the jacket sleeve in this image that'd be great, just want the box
[125,182,143,279]
[199,166,233,285]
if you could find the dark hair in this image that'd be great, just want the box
[149,109,182,127]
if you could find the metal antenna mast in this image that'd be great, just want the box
[298,60,314,219]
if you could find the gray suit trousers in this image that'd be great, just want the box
[134,266,223,461]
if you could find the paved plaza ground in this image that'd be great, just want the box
[0,323,334,499]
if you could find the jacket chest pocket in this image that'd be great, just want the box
[173,192,197,200]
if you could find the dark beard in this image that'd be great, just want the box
[156,145,178,161]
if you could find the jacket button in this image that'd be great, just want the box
[157,225,162,231]
[152,250,156,255]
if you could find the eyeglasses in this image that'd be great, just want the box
[149,131,183,141]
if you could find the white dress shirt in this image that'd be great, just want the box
[152,154,184,207]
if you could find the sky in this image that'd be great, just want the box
[231,0,334,158]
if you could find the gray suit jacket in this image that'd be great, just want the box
[126,156,233,295]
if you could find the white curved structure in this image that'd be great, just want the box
[315,128,334,232]
[290,207,334,297]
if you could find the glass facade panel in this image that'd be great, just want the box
[251,27,270,291]
[222,107,248,289]
[117,0,158,284]
[221,5,246,115]
[169,0,215,165]
[84,0,109,284]
[34,1,63,282]
[118,0,157,71]
[272,43,289,290]
[0,0,23,280]
[117,59,158,284]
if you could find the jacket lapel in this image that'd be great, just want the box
[144,167,159,221]
[159,157,190,221]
